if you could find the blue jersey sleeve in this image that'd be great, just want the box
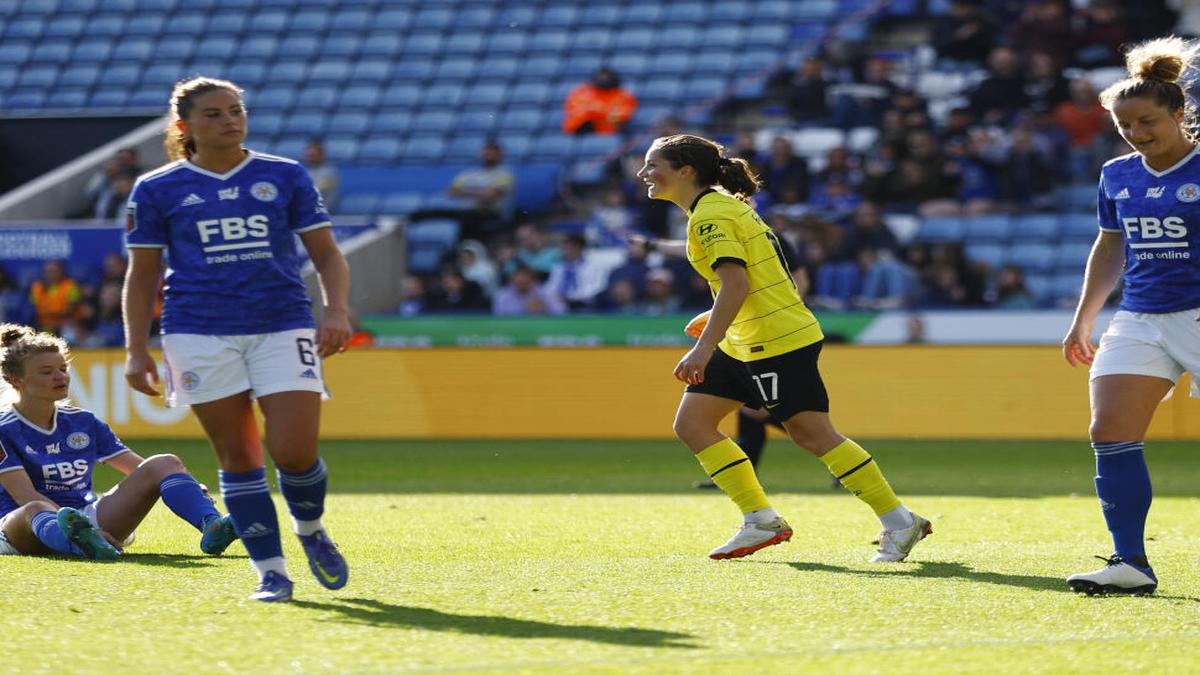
[289,165,333,234]
[1097,173,1120,233]
[93,419,130,462]
[126,180,169,248]
[0,433,22,475]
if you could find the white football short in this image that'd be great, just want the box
[0,529,17,555]
[1090,307,1200,399]
[161,328,328,407]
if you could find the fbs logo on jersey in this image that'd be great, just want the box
[196,215,270,253]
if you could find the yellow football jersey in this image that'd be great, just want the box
[685,189,823,361]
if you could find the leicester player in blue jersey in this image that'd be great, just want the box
[0,324,237,561]
[123,77,352,602]
[1062,37,1200,596]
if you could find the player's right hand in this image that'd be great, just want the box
[125,350,161,397]
[684,310,711,339]
[1062,322,1095,368]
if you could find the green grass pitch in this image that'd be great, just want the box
[5,439,1199,673]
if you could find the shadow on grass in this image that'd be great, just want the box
[290,597,696,648]
[761,560,1069,593]
[115,552,224,568]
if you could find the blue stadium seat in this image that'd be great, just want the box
[496,5,538,27]
[576,134,622,159]
[964,243,1006,271]
[410,110,456,134]
[1060,213,1100,241]
[44,89,88,110]
[963,215,1013,241]
[477,56,519,80]
[373,110,413,135]
[563,54,604,79]
[330,9,372,32]
[129,86,165,108]
[29,41,72,64]
[339,85,381,109]
[528,29,572,54]
[434,57,479,81]
[4,18,47,41]
[298,84,339,109]
[403,34,445,58]
[455,7,495,29]
[59,0,100,11]
[252,111,285,136]
[372,9,412,31]
[580,5,621,25]
[686,76,727,101]
[444,33,486,55]
[917,217,964,242]
[327,111,371,136]
[407,248,446,275]
[195,36,239,57]
[540,5,580,27]
[760,24,795,46]
[412,7,455,30]
[44,16,87,39]
[227,63,267,87]
[444,135,489,163]
[458,110,498,134]
[408,219,461,248]
[622,4,664,23]
[608,53,649,78]
[521,56,563,80]
[1061,183,1096,212]
[797,0,840,20]
[486,32,528,54]
[502,134,533,161]
[323,137,360,163]
[637,77,685,103]
[498,108,545,133]
[249,10,290,33]
[319,34,361,59]
[694,51,736,75]
[142,64,187,87]
[267,61,310,85]
[151,38,193,61]
[614,28,655,51]
[278,35,321,59]
[1012,214,1061,239]
[380,192,425,214]
[162,12,206,35]
[380,83,422,108]
[509,82,553,106]
[753,0,795,21]
[1023,273,1053,303]
[1007,244,1056,272]
[18,66,58,89]
[1050,273,1083,301]
[208,13,248,33]
[88,90,129,108]
[668,2,711,22]
[735,50,781,75]
[85,14,127,37]
[402,137,448,163]
[241,36,279,60]
[309,60,352,83]
[529,133,577,162]
[0,42,31,66]
[393,58,436,83]
[421,83,466,108]
[348,59,390,83]
[272,138,308,160]
[100,64,141,88]
[252,87,296,110]
[1054,242,1094,272]
[4,90,47,110]
[338,192,383,215]
[710,1,750,21]
[289,9,330,32]
[283,112,327,137]
[112,38,154,63]
[360,34,402,58]
[59,64,101,88]
[574,29,612,53]
[464,82,508,108]
[74,40,115,63]
[649,52,692,76]
[630,104,672,131]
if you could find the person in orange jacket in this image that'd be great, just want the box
[563,67,638,135]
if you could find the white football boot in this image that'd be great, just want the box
[1067,555,1158,596]
[708,517,793,560]
[869,513,932,563]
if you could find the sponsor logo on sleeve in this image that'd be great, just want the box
[126,203,137,233]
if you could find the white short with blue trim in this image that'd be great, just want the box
[1091,308,1200,399]
[161,328,328,407]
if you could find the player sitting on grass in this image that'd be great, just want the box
[0,323,237,560]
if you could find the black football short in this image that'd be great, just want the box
[686,341,830,420]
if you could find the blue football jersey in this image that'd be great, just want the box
[1098,148,1200,313]
[125,151,332,335]
[0,405,131,516]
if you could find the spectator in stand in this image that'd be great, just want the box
[98,253,128,288]
[944,130,1003,216]
[939,107,976,145]
[92,170,137,222]
[1074,0,1129,68]
[932,0,998,66]
[833,201,901,260]
[562,67,638,136]
[1024,52,1072,114]
[854,247,917,310]
[29,260,82,335]
[302,139,339,212]
[1173,0,1200,38]
[759,136,811,205]
[604,278,641,314]
[457,240,499,296]
[1054,78,1113,180]
[816,146,863,191]
[545,234,610,311]
[767,184,809,223]
[605,238,652,301]
[640,268,681,316]
[1000,126,1058,209]
[492,263,566,316]
[504,223,560,280]
[82,280,125,347]
[810,177,862,221]
[81,148,140,220]
[446,141,516,237]
[988,264,1038,309]
[919,263,970,308]
[1010,0,1074,70]
[0,265,32,325]
[969,47,1030,126]
[397,275,426,317]
[424,265,489,313]
[587,188,645,247]
[776,56,831,125]
[830,57,896,130]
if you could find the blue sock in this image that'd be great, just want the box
[219,467,283,563]
[31,510,80,555]
[1092,441,1152,563]
[159,473,220,530]
[278,458,327,527]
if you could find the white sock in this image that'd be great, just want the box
[879,505,914,531]
[293,518,324,536]
[250,556,288,580]
[745,507,780,525]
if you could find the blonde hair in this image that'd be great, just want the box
[1099,36,1199,141]
[0,324,69,408]
[164,76,244,161]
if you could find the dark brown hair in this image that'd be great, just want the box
[164,76,244,161]
[650,134,762,203]
[1100,36,1197,140]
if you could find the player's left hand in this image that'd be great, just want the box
[316,308,352,358]
[674,344,715,385]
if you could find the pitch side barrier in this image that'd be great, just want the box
[66,346,1198,440]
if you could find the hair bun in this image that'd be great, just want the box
[0,324,33,349]
[1126,36,1191,84]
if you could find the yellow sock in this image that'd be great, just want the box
[695,438,772,515]
[819,439,901,516]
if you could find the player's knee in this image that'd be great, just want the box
[23,500,57,517]
[142,453,187,477]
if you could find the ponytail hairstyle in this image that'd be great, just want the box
[1099,36,1199,142]
[651,134,762,203]
[0,324,69,408]
[164,76,244,161]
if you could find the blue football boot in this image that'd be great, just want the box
[249,571,294,602]
[199,514,238,555]
[298,530,348,590]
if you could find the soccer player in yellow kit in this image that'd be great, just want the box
[636,134,931,562]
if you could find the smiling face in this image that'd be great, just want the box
[1111,95,1189,165]
[177,87,247,153]
[636,146,694,203]
[7,350,70,405]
